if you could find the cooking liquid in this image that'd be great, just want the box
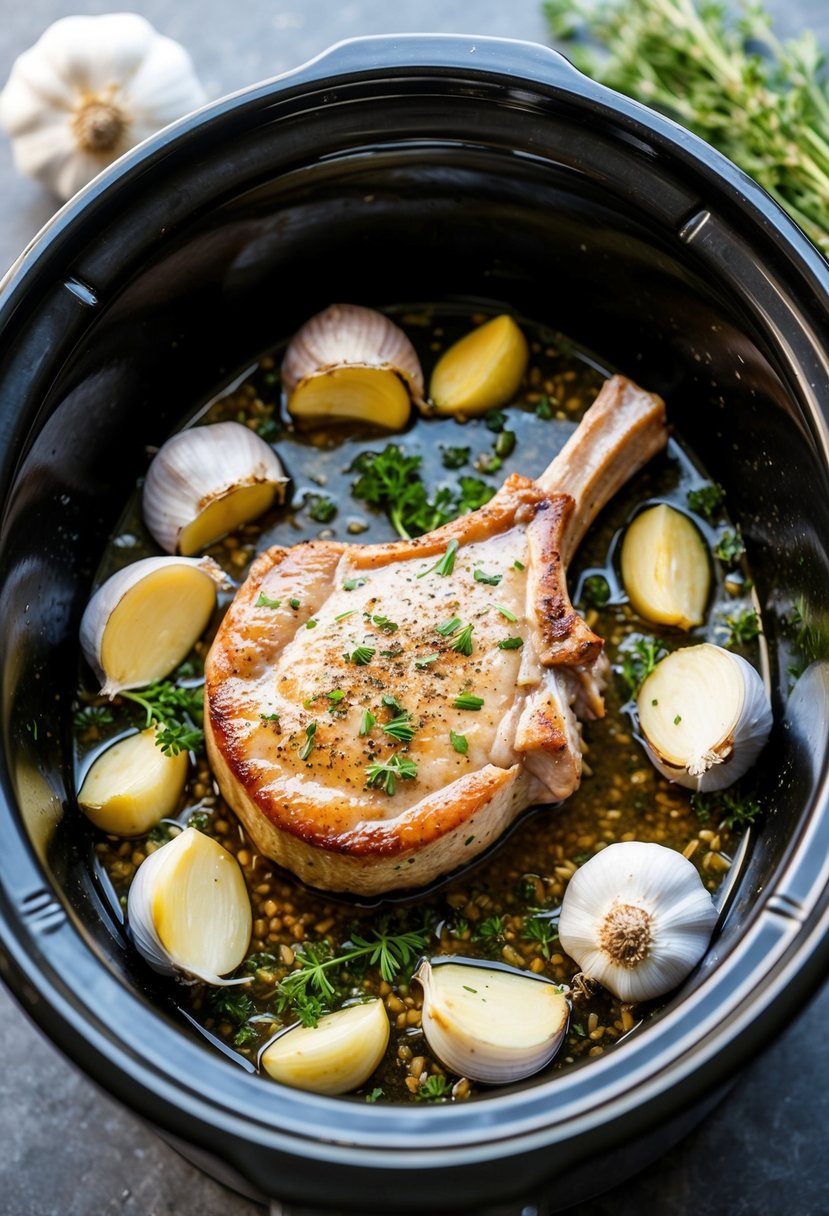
[75,306,762,1102]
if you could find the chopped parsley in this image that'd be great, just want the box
[305,618,318,629]
[260,712,280,722]
[359,709,376,735]
[289,598,302,610]
[513,560,525,571]
[121,679,204,757]
[350,447,494,539]
[580,574,611,609]
[441,446,470,470]
[494,603,517,622]
[454,693,484,711]
[522,915,559,959]
[687,481,726,523]
[415,653,439,669]
[371,614,398,632]
[498,636,524,650]
[713,528,745,566]
[256,592,281,609]
[308,495,337,523]
[299,721,317,761]
[382,713,417,744]
[535,395,554,420]
[473,568,502,585]
[73,704,114,731]
[450,623,475,655]
[617,635,668,697]
[436,616,462,637]
[343,577,368,591]
[416,1075,453,1102]
[494,430,516,458]
[365,753,418,796]
[334,609,357,622]
[449,730,469,754]
[417,539,459,579]
[484,408,507,432]
[346,645,376,666]
[722,608,762,648]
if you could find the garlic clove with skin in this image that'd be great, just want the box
[620,504,710,629]
[558,841,719,1003]
[414,957,569,1084]
[282,304,426,427]
[429,314,529,416]
[143,421,288,555]
[80,555,226,697]
[637,643,772,791]
[260,999,390,1095]
[0,14,206,201]
[77,727,188,837]
[127,827,252,986]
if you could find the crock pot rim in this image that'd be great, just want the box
[1,31,829,1201]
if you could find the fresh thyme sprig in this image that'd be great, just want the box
[121,679,204,756]
[543,0,829,253]
[278,922,429,1005]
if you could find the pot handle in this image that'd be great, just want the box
[285,32,594,96]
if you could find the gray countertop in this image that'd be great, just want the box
[2,2,828,1213]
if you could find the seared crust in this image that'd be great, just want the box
[204,374,668,894]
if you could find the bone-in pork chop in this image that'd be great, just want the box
[205,375,667,895]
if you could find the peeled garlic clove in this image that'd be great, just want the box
[283,304,425,426]
[80,555,223,697]
[261,999,389,1095]
[558,841,718,1002]
[143,421,288,555]
[429,315,529,416]
[620,504,710,629]
[127,827,251,985]
[77,727,188,836]
[637,643,772,791]
[414,958,569,1085]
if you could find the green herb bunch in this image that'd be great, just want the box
[544,0,829,254]
[350,446,494,539]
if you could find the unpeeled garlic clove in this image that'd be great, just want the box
[428,314,529,416]
[143,421,288,555]
[558,841,718,1002]
[260,999,390,1095]
[77,727,188,836]
[414,957,569,1085]
[282,303,425,428]
[80,555,225,697]
[127,827,252,985]
[637,643,772,791]
[620,504,710,629]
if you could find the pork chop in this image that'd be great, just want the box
[204,375,668,895]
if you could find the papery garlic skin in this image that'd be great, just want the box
[282,304,426,423]
[143,421,287,555]
[127,827,251,986]
[77,726,187,836]
[261,1000,390,1095]
[558,842,718,1003]
[415,958,569,1084]
[0,14,206,201]
[80,555,224,697]
[637,644,772,792]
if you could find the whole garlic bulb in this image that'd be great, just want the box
[558,842,718,1003]
[0,13,206,201]
[143,421,288,556]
